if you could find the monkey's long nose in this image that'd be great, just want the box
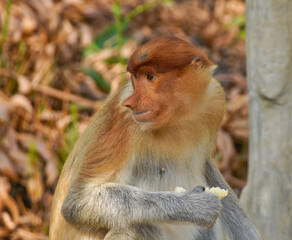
[122,94,138,110]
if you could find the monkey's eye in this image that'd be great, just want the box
[133,74,138,79]
[193,56,201,62]
[146,73,156,81]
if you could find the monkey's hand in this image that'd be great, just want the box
[178,186,223,229]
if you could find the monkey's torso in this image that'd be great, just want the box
[118,151,227,240]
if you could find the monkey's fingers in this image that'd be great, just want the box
[205,187,228,199]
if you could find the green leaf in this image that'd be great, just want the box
[104,56,128,65]
[28,141,39,169]
[83,24,118,56]
[81,67,111,93]
[238,29,246,39]
[83,22,129,56]
[226,15,245,30]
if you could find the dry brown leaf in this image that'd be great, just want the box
[227,94,248,113]
[228,118,249,140]
[216,130,236,172]
[31,137,58,185]
[16,196,42,227]
[0,177,20,225]
[10,94,33,115]
[80,24,92,47]
[22,15,38,35]
[7,148,28,176]
[229,127,249,140]
[12,135,45,202]
[17,134,59,186]
[2,211,16,230]
[56,115,72,130]
[121,39,138,58]
[63,69,107,100]
[0,150,18,181]
[223,172,246,189]
[18,212,42,227]
[17,75,32,95]
[202,20,220,47]
[39,109,62,122]
[4,130,28,176]
[225,1,245,15]
[0,103,10,139]
[227,87,241,100]
[12,228,47,240]
[0,227,10,238]
[27,170,44,204]
[34,84,99,109]
[82,76,108,100]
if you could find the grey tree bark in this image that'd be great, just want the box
[240,0,292,239]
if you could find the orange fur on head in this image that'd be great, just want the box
[127,37,213,74]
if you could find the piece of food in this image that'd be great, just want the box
[174,187,186,193]
[205,187,228,199]
[174,186,228,199]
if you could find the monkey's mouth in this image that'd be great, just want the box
[133,110,151,115]
[132,110,153,122]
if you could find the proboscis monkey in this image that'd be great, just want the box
[50,37,260,240]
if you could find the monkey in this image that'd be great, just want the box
[49,37,260,240]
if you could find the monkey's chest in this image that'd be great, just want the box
[120,155,206,192]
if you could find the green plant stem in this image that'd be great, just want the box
[0,0,13,68]
[1,0,13,46]
[112,0,124,64]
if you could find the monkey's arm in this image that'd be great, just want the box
[204,160,260,240]
[61,182,222,229]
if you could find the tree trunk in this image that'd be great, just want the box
[240,0,292,239]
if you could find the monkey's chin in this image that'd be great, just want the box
[132,110,154,122]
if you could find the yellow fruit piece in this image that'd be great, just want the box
[174,186,228,199]
[205,187,228,199]
[174,187,186,193]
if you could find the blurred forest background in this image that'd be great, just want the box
[0,0,250,239]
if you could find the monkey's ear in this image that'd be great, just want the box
[190,56,210,69]
[191,56,202,66]
[191,56,217,73]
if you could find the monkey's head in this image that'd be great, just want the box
[122,37,218,129]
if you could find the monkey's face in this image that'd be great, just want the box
[122,67,181,127]
[123,37,215,128]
